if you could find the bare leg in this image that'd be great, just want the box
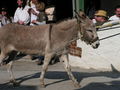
[0,48,16,65]
[0,50,18,86]
[60,54,80,88]
[7,51,19,84]
[40,53,53,87]
[7,61,15,82]
[0,51,8,65]
[7,61,19,86]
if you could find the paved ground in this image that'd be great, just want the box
[0,57,120,90]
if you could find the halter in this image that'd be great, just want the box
[74,10,98,45]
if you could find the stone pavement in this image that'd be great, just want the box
[0,59,120,90]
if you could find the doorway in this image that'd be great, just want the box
[0,0,17,16]
[55,0,73,21]
[84,0,101,19]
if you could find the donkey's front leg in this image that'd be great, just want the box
[60,54,80,88]
[40,53,53,87]
[7,61,18,86]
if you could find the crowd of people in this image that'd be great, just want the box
[92,5,120,27]
[0,0,56,27]
[0,7,13,27]
[1,1,120,27]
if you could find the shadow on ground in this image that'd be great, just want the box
[76,81,120,90]
[0,84,38,90]
[0,69,120,90]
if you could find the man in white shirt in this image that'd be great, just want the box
[109,5,120,21]
[14,0,30,25]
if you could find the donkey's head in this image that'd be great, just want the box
[75,10,100,49]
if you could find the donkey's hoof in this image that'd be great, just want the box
[40,84,45,88]
[10,80,20,87]
[74,83,81,88]
[13,82,20,87]
[40,82,45,88]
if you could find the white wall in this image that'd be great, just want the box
[69,25,120,71]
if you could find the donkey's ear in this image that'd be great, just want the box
[74,10,87,23]
[74,10,87,20]
[79,10,86,19]
[74,10,80,19]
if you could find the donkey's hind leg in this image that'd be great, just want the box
[0,47,16,65]
[7,51,19,86]
[0,51,8,65]
[0,50,18,86]
[7,61,19,86]
[60,54,80,88]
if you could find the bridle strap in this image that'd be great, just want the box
[74,11,98,44]
[91,37,99,43]
[76,18,84,40]
[74,10,83,38]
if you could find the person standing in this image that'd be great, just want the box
[0,7,13,27]
[29,0,46,25]
[92,10,108,26]
[109,5,120,21]
[0,13,2,27]
[45,5,56,24]
[28,0,46,65]
[14,0,30,25]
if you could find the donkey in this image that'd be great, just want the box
[0,11,99,88]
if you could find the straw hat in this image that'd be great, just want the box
[95,10,107,17]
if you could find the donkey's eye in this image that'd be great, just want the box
[87,30,93,33]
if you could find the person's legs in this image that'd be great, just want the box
[36,56,44,65]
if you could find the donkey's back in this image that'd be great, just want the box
[0,23,50,55]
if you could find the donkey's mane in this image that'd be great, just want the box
[55,18,76,25]
[54,18,77,31]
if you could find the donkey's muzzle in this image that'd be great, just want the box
[95,43,100,48]
[92,40,100,49]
